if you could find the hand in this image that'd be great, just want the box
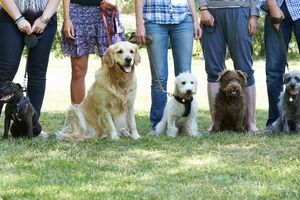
[32,17,47,34]
[17,19,32,35]
[248,16,258,35]
[200,10,214,27]
[63,18,75,40]
[269,5,285,31]
[194,21,202,39]
[101,0,117,9]
[135,24,147,44]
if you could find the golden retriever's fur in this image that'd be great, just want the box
[56,41,141,140]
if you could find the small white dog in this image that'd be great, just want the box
[153,72,200,137]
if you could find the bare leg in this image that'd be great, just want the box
[207,82,219,132]
[245,85,258,132]
[70,55,89,104]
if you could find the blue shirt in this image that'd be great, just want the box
[143,0,191,24]
[257,0,300,21]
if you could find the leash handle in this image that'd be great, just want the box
[100,4,117,46]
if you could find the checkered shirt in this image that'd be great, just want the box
[257,0,300,21]
[143,0,191,24]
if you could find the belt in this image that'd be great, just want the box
[70,0,101,6]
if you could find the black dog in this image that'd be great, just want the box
[0,81,41,139]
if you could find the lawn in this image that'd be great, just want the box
[0,50,300,199]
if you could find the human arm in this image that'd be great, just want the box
[198,0,214,27]
[248,0,259,35]
[188,0,202,39]
[62,0,75,39]
[268,0,284,31]
[32,0,61,34]
[134,0,146,44]
[0,0,32,34]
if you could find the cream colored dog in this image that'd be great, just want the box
[153,72,200,137]
[56,41,141,140]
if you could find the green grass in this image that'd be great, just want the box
[1,53,300,199]
[0,110,300,199]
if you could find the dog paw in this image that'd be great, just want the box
[110,131,120,140]
[131,132,141,140]
[167,127,178,137]
[190,131,201,137]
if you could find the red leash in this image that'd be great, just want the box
[100,3,117,46]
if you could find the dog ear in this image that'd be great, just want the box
[102,45,114,67]
[134,44,141,65]
[283,72,290,84]
[16,83,23,90]
[236,70,248,85]
[217,69,230,82]
[174,79,180,95]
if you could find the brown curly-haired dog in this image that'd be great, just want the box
[212,70,248,132]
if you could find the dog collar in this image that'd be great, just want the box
[174,95,193,117]
[288,95,296,102]
[17,96,29,113]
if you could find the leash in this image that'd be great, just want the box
[100,3,117,46]
[277,28,289,71]
[261,4,289,71]
[23,57,28,97]
[129,32,173,97]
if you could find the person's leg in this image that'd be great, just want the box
[226,8,257,131]
[264,2,292,127]
[200,9,226,129]
[70,54,89,104]
[0,23,24,116]
[170,15,194,75]
[26,23,57,117]
[292,18,300,52]
[144,21,169,129]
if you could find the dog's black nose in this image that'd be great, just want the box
[290,83,296,88]
[186,89,192,94]
[125,57,132,65]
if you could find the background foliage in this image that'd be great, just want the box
[52,1,299,59]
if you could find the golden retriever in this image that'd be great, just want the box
[56,41,141,140]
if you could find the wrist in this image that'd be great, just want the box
[40,15,50,24]
[15,16,25,25]
[199,6,208,12]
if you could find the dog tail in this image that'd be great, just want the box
[55,131,91,141]
[152,119,167,135]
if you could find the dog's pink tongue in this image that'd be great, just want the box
[290,88,298,95]
[123,66,132,73]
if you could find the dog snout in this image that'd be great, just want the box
[186,89,192,95]
[289,83,296,88]
[125,57,132,65]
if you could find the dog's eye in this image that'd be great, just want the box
[130,49,135,54]
[117,49,123,54]
[286,77,291,82]
[191,81,194,84]
[295,77,300,82]
[181,81,186,85]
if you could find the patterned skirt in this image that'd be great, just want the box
[61,3,125,58]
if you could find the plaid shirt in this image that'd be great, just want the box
[143,0,191,24]
[257,0,300,21]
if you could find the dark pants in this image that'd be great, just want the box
[264,1,300,126]
[0,22,57,117]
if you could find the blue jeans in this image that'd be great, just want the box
[144,15,194,128]
[0,21,57,117]
[265,1,300,126]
